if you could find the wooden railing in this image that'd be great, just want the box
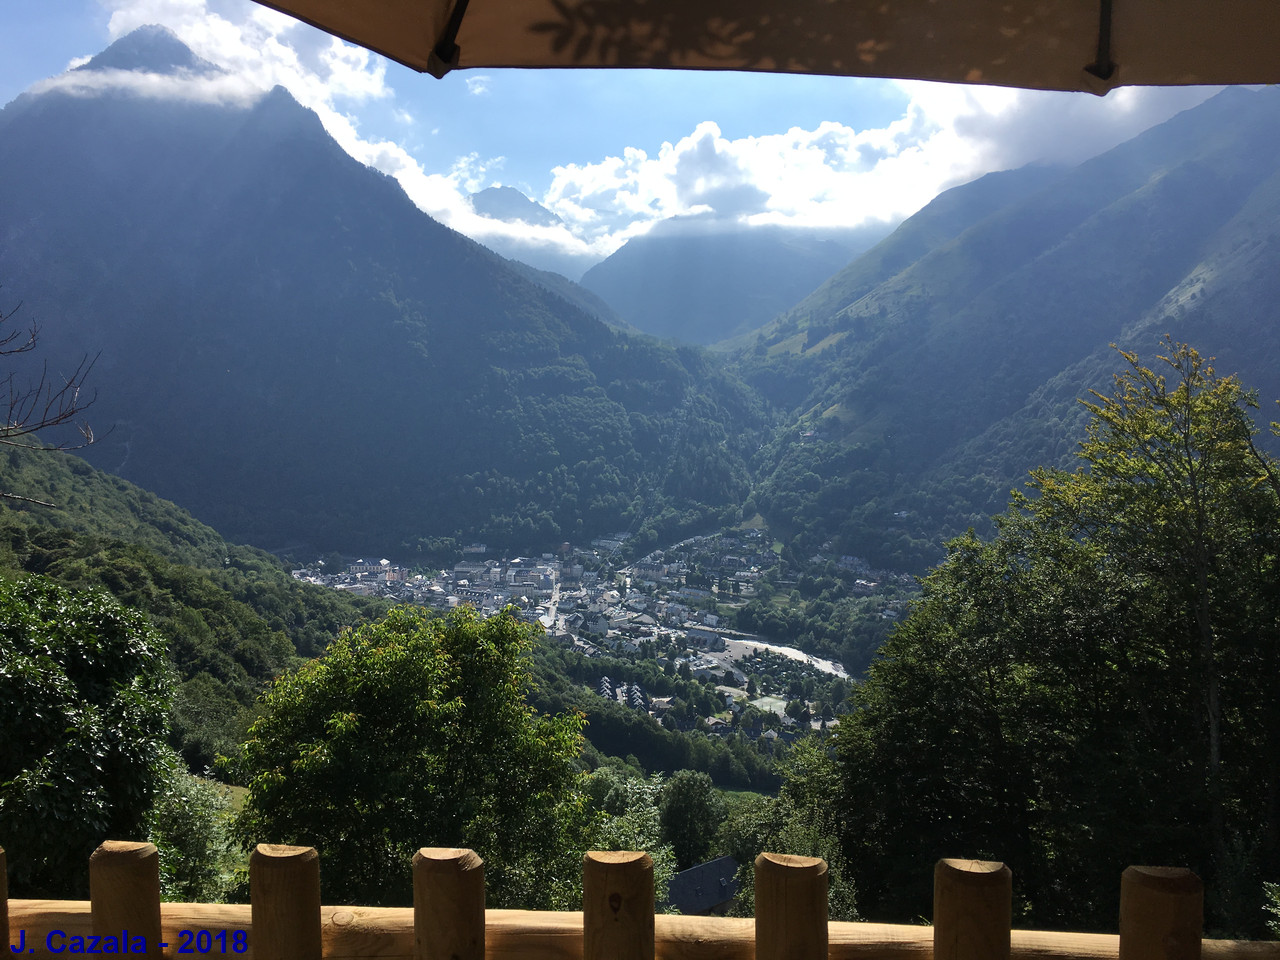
[4,843,1279,960]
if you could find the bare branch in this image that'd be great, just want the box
[0,490,58,508]
[1,292,105,508]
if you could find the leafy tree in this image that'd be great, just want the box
[836,342,1280,933]
[717,741,858,920]
[659,769,725,870]
[145,750,239,902]
[0,575,173,896]
[583,769,676,904]
[230,606,587,908]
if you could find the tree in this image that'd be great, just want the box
[583,768,676,904]
[658,769,725,870]
[836,342,1280,933]
[231,606,588,908]
[0,297,97,505]
[146,750,239,902]
[717,740,859,920]
[0,575,173,896]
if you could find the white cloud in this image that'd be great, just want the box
[536,82,1219,251]
[32,65,261,105]
[465,75,492,96]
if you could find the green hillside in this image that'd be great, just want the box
[0,446,386,770]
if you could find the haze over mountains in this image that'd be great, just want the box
[3,26,1280,571]
[579,218,892,344]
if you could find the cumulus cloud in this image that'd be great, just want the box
[81,0,516,252]
[538,81,1218,251]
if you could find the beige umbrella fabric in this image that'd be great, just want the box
[251,0,1280,94]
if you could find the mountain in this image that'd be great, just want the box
[0,27,765,560]
[580,219,893,345]
[465,186,598,279]
[470,185,563,227]
[737,86,1280,571]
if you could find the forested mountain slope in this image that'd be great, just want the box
[737,87,1280,570]
[0,27,765,561]
[581,219,891,345]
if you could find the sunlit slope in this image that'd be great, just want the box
[738,87,1280,570]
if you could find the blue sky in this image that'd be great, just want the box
[2,0,1220,277]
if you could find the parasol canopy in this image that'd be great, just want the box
[249,0,1280,94]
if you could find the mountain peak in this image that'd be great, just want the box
[469,186,563,227]
[77,25,223,78]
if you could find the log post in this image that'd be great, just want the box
[934,859,1012,960]
[755,852,829,960]
[413,847,485,960]
[250,844,322,960]
[583,850,655,960]
[89,841,162,959]
[1119,866,1202,960]
[1,846,8,955]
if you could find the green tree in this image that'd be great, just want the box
[0,574,173,896]
[583,768,676,904]
[231,606,587,908]
[836,342,1280,933]
[146,750,239,902]
[659,769,725,870]
[717,740,858,920]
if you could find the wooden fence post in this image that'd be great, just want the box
[1,846,8,955]
[413,847,485,960]
[1119,866,1202,960]
[755,852,828,960]
[251,844,322,960]
[583,850,655,960]
[934,859,1012,960]
[89,841,162,959]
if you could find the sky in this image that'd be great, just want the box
[1,0,1221,277]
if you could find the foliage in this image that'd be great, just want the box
[716,740,858,920]
[230,606,587,908]
[659,769,726,870]
[529,639,780,790]
[0,574,173,896]
[1265,882,1280,939]
[835,343,1280,934]
[582,769,676,905]
[145,750,240,902]
[0,449,387,774]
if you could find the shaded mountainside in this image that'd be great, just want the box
[0,29,766,560]
[735,87,1280,571]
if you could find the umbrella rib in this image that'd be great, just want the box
[428,0,472,78]
[1085,0,1117,80]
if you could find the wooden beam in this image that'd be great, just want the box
[8,901,1280,960]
